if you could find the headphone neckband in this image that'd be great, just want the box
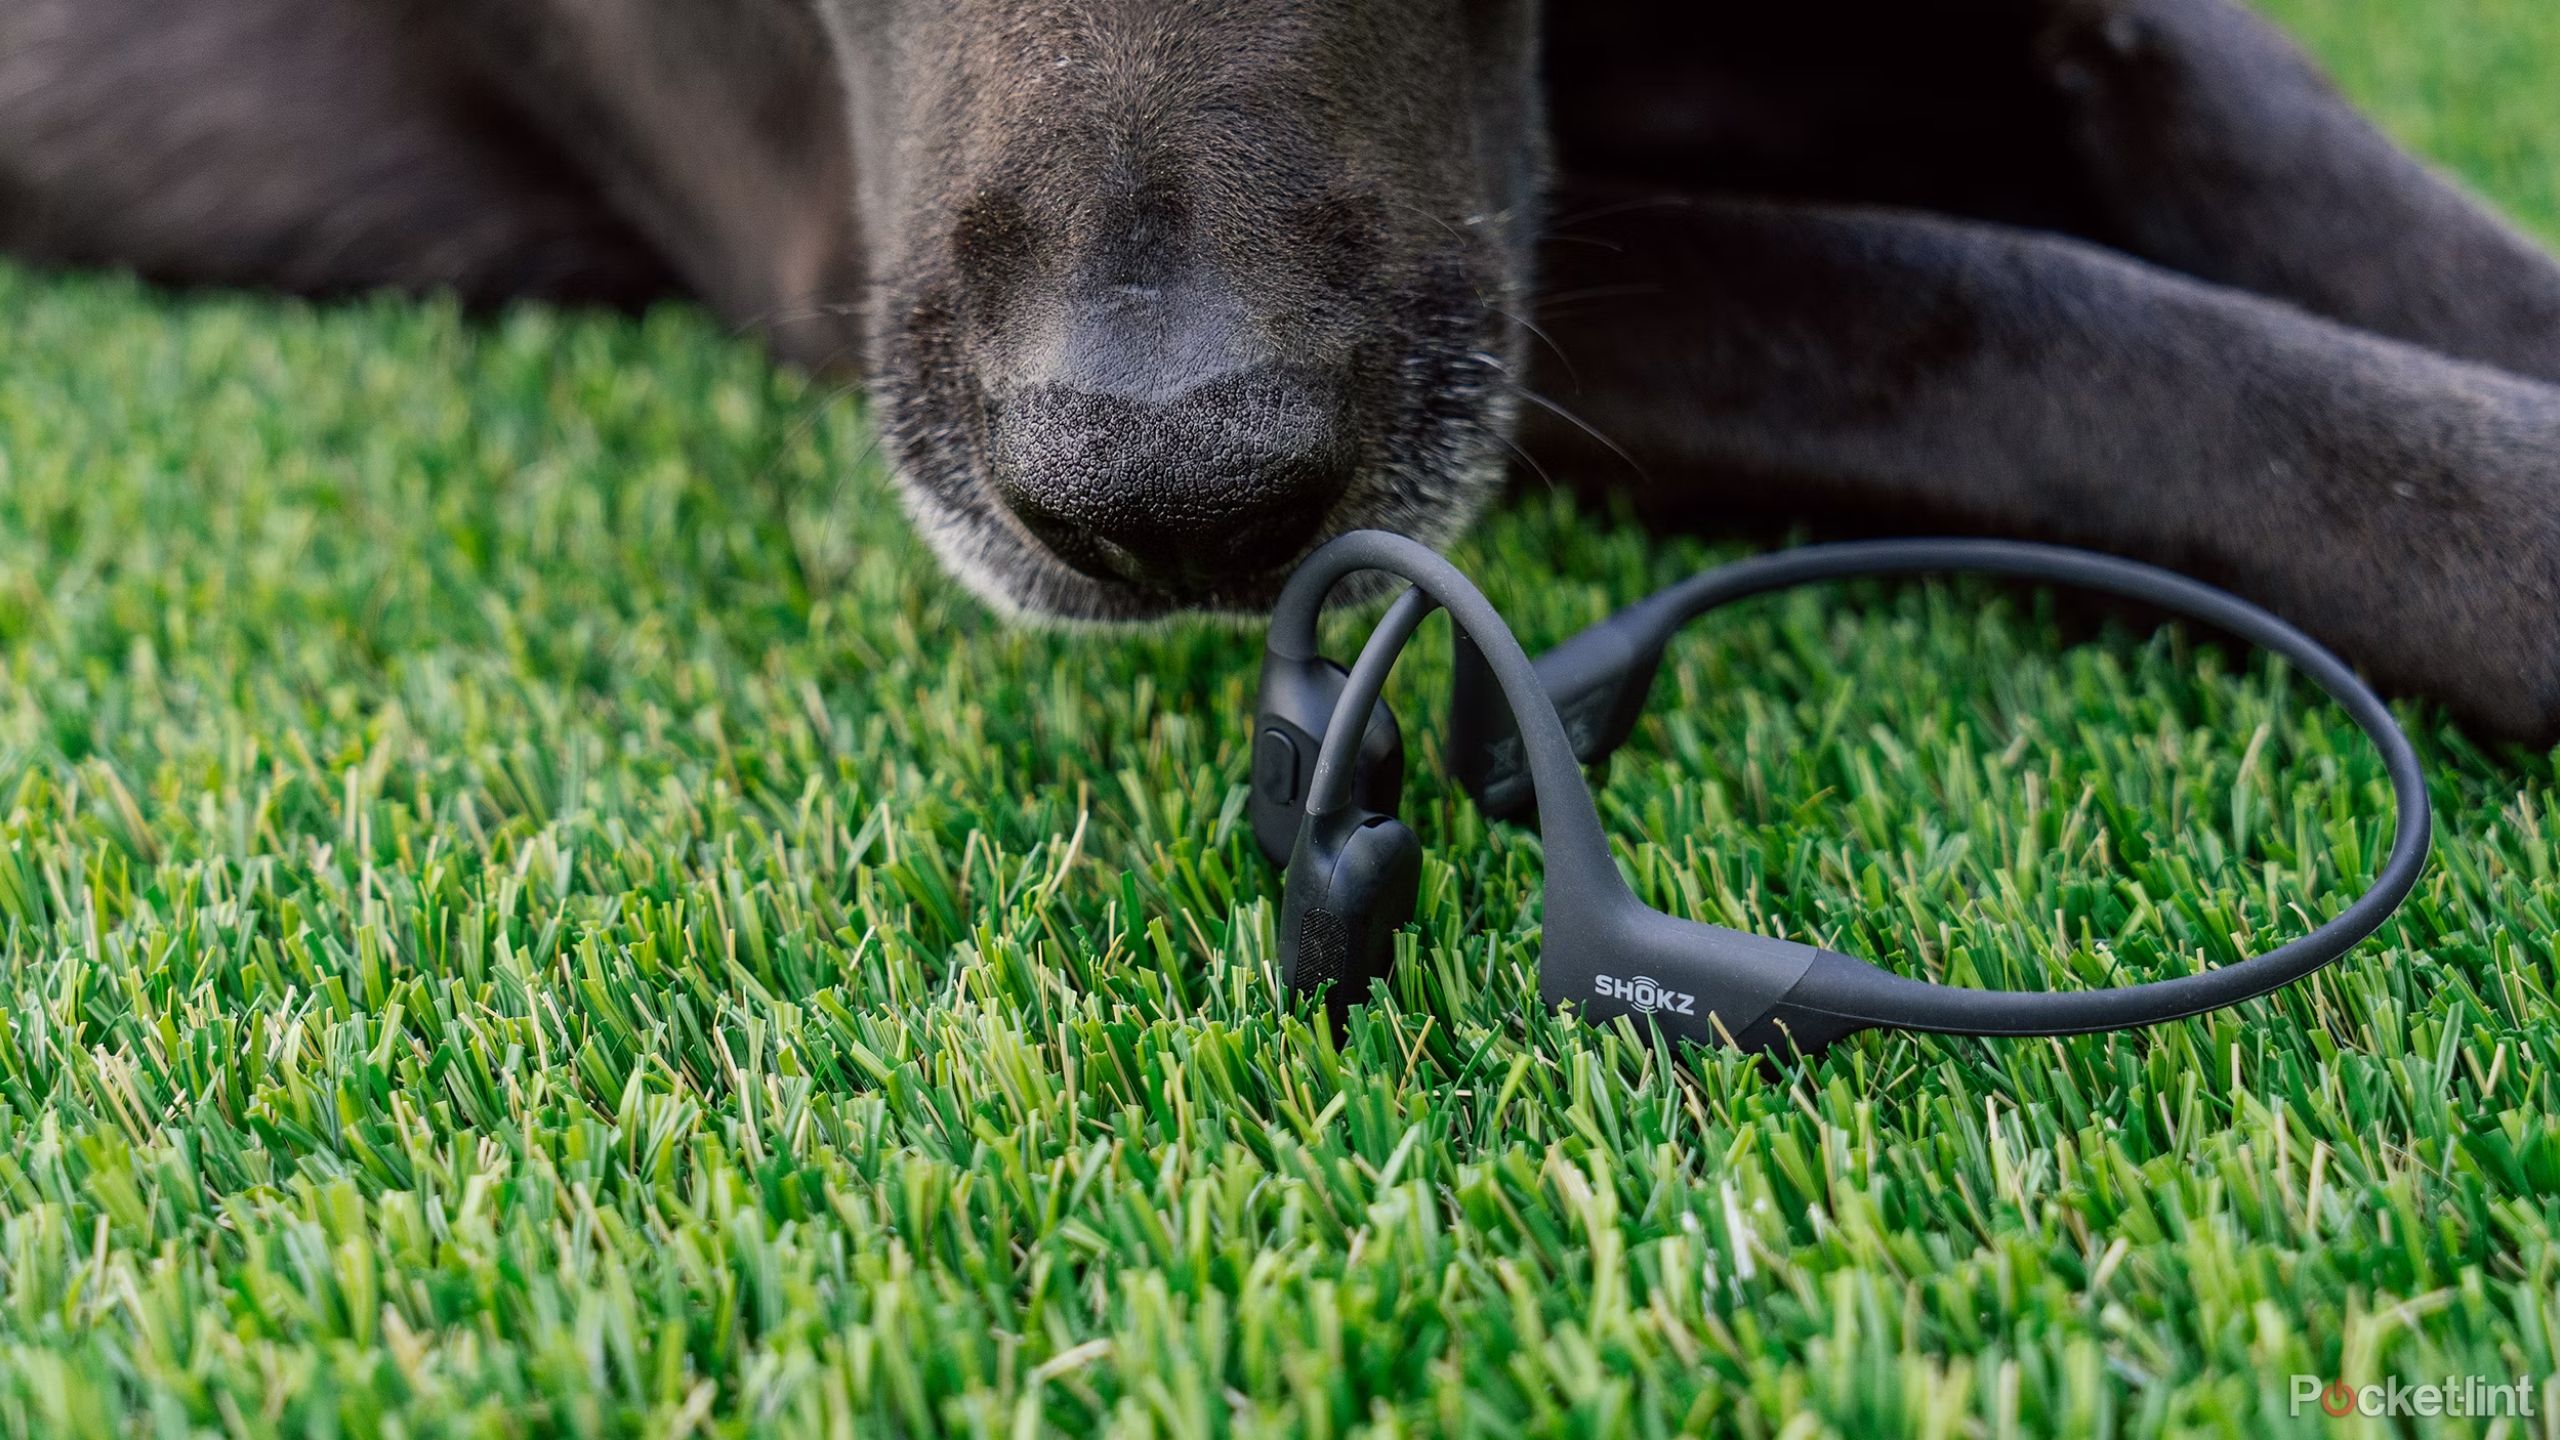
[1270,531,2432,1055]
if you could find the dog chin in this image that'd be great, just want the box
[896,477,1458,627]
[896,493,1282,626]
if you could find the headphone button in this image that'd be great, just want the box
[1254,728,1301,805]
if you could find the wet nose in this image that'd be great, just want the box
[988,365,1356,591]
[980,259,1355,592]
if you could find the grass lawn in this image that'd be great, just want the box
[4,2,2560,1435]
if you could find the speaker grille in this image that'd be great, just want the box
[1298,908,1351,992]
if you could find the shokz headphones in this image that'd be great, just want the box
[1252,530,2431,1057]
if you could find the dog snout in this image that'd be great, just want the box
[980,261,1356,591]
[987,363,1355,592]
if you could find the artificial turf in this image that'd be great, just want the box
[3,1,2559,1435]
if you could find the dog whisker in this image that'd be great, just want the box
[726,296,869,338]
[1497,429,1562,493]
[1540,193,1696,232]
[1488,305,1578,387]
[1499,381,1649,482]
[1532,282,1665,312]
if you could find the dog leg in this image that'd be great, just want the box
[418,0,863,369]
[1525,195,2560,736]
[2034,0,2560,381]
[0,0,672,307]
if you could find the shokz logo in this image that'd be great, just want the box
[1593,974,1697,1016]
[1484,693,1610,784]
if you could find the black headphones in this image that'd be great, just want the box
[1252,530,2431,1057]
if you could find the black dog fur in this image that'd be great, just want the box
[4,0,2558,733]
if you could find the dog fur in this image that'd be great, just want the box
[4,0,2558,733]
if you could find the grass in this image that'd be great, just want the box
[2,0,2559,1434]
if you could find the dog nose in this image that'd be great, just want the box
[987,364,1357,592]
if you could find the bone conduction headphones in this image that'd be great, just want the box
[1251,531,2431,1056]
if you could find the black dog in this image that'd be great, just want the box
[5,0,2556,733]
